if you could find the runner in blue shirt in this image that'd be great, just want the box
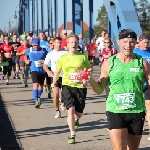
[134,34,150,140]
[25,38,48,108]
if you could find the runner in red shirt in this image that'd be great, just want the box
[87,38,97,66]
[99,38,117,96]
[16,39,30,87]
[61,33,67,50]
[99,38,117,65]
[0,36,14,85]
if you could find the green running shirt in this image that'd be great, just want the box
[56,51,91,88]
[106,55,145,113]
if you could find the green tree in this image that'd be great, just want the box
[133,0,150,35]
[94,5,108,36]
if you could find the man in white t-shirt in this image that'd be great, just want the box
[96,30,107,52]
[43,37,67,118]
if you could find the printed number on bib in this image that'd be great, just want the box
[90,50,95,54]
[114,93,136,110]
[69,73,81,82]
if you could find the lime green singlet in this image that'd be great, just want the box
[106,55,145,113]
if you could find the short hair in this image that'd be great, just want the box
[53,37,62,41]
[67,33,78,42]
[39,30,45,34]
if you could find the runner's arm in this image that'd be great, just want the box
[89,60,109,94]
[143,60,150,88]
[43,53,53,75]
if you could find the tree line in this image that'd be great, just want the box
[94,0,150,37]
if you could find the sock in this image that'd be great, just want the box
[32,90,38,102]
[38,90,42,98]
[71,131,75,137]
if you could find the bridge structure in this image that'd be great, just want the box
[18,0,141,42]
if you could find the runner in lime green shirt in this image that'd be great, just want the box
[88,29,150,150]
[52,33,91,144]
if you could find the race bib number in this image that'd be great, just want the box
[69,73,82,82]
[90,50,95,54]
[114,93,136,110]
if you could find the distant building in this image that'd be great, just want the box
[58,22,89,34]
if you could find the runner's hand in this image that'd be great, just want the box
[47,70,53,77]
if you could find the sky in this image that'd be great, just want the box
[0,0,103,32]
[0,0,148,32]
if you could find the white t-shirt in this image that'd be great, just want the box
[44,50,67,77]
[96,37,105,51]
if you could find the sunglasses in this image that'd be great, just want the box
[49,43,53,44]
[104,42,110,43]
[33,45,38,46]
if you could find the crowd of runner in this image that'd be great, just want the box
[0,29,150,149]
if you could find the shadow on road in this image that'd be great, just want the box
[0,95,22,150]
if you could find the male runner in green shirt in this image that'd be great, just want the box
[89,29,150,150]
[52,33,91,144]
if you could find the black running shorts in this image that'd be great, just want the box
[45,67,51,85]
[106,111,145,135]
[88,56,95,61]
[31,71,45,85]
[52,77,62,89]
[62,85,87,113]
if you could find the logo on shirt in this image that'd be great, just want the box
[130,68,139,72]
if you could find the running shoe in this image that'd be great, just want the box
[15,74,21,79]
[68,136,75,144]
[48,93,51,99]
[35,101,40,108]
[25,84,28,87]
[6,82,9,85]
[75,119,79,129]
[61,102,66,111]
[55,111,61,118]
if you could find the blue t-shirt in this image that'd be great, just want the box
[40,40,49,50]
[78,38,85,52]
[134,47,150,86]
[25,47,48,73]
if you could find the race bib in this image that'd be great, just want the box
[90,50,95,54]
[114,93,136,110]
[69,73,82,82]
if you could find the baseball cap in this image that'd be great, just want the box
[139,34,149,41]
[32,38,40,45]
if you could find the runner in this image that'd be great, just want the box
[24,38,47,108]
[78,33,85,53]
[89,29,148,149]
[87,38,97,67]
[99,38,117,66]
[134,34,150,140]
[16,39,30,87]
[96,30,107,52]
[51,33,91,144]
[39,30,49,93]
[0,36,14,85]
[44,39,54,99]
[11,33,21,79]
[44,37,67,118]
